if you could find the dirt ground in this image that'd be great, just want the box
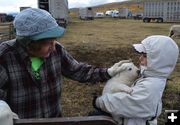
[58,18,180,125]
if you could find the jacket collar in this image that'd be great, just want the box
[6,39,30,61]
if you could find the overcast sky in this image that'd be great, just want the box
[0,0,127,13]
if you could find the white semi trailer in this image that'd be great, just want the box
[119,8,129,18]
[79,7,94,20]
[38,0,69,28]
[143,0,180,23]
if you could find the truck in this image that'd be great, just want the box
[143,0,180,23]
[105,10,113,16]
[111,10,119,18]
[95,12,105,18]
[38,0,69,28]
[79,7,94,20]
[119,8,129,19]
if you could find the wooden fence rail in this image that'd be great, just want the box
[0,22,15,42]
[14,116,117,125]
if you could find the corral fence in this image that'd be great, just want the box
[14,116,117,125]
[0,22,15,42]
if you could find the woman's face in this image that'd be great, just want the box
[28,38,56,58]
[139,53,147,66]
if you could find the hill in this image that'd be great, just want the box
[93,0,143,12]
[69,0,143,17]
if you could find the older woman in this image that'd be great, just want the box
[0,8,129,122]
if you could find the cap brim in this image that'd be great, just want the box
[133,44,146,53]
[31,26,65,41]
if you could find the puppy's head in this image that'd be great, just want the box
[116,62,140,85]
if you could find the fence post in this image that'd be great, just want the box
[9,23,14,39]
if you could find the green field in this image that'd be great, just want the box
[59,18,180,125]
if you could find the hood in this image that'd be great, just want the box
[142,35,179,78]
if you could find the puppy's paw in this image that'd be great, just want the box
[111,87,133,94]
[127,88,133,95]
[123,88,133,94]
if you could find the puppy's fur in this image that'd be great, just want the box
[102,62,139,125]
[103,62,139,95]
[89,62,139,121]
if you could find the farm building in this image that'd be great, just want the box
[38,0,69,28]
[143,0,180,22]
[0,13,7,22]
[79,7,94,20]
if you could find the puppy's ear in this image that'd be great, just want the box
[118,65,127,72]
[116,59,132,67]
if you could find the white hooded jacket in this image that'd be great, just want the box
[96,35,179,125]
[0,100,19,125]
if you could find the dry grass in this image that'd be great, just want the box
[59,18,180,125]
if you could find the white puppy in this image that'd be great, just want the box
[101,62,139,125]
[103,62,139,95]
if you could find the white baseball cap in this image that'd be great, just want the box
[133,44,146,53]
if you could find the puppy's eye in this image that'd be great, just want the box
[128,68,132,71]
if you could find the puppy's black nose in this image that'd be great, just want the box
[137,70,140,75]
